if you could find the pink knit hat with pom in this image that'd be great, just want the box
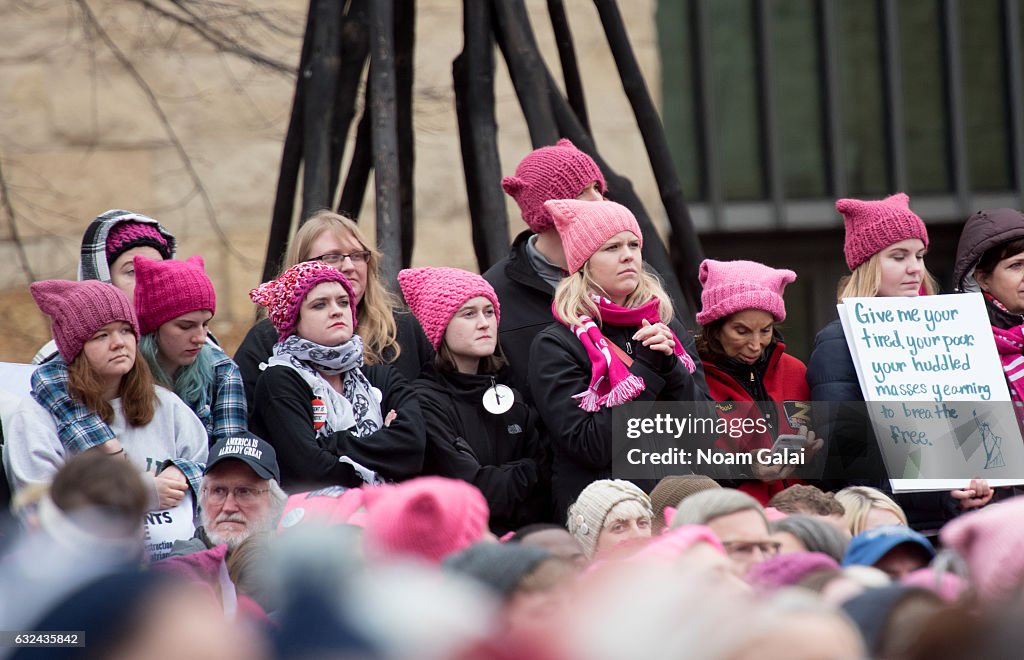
[837,193,929,270]
[501,139,606,233]
[397,267,500,351]
[544,199,643,275]
[249,261,357,341]
[362,477,491,564]
[30,279,139,363]
[940,496,1024,603]
[696,259,797,326]
[133,256,217,335]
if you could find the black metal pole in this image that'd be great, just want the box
[593,0,704,310]
[368,0,402,288]
[455,0,509,271]
[301,0,343,219]
[492,0,560,146]
[264,0,316,283]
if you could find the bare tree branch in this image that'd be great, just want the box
[168,0,303,39]
[74,0,257,267]
[0,155,38,283]
[131,0,295,74]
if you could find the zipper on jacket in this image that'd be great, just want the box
[624,340,633,355]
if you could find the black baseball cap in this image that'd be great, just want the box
[205,432,280,482]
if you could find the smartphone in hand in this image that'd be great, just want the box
[771,433,809,455]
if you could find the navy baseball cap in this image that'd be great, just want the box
[205,431,280,482]
[842,525,936,567]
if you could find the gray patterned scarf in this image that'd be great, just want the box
[268,335,383,438]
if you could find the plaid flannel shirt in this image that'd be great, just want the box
[165,457,204,501]
[31,358,116,453]
[30,359,205,498]
[205,346,248,443]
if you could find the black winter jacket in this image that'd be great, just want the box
[483,230,558,400]
[235,311,433,412]
[806,319,867,458]
[415,365,547,534]
[529,318,712,521]
[249,363,426,490]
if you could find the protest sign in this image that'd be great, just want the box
[144,490,196,561]
[838,293,1024,491]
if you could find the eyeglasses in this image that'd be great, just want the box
[308,251,371,266]
[203,485,268,505]
[721,540,782,557]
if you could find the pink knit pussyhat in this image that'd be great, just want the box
[249,261,357,341]
[397,267,501,350]
[277,487,369,531]
[628,524,724,563]
[837,192,929,270]
[133,255,217,335]
[362,477,491,564]
[544,198,643,275]
[30,280,139,363]
[696,259,797,326]
[940,495,1024,603]
[501,138,607,233]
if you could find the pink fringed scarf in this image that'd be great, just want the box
[552,296,696,411]
[986,294,1024,418]
[992,330,1024,410]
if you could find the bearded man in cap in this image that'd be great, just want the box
[170,432,287,555]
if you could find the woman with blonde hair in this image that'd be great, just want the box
[235,210,432,407]
[527,199,711,520]
[806,194,991,530]
[834,485,908,536]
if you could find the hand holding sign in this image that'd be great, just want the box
[951,478,994,510]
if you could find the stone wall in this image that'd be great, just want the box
[0,0,660,362]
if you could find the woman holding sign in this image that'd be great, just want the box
[695,259,821,504]
[248,261,425,490]
[528,199,711,521]
[806,193,992,527]
[398,266,546,534]
[5,280,208,512]
[953,207,1024,428]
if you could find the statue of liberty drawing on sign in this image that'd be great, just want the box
[973,409,1005,469]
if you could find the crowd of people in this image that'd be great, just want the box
[3,138,1024,658]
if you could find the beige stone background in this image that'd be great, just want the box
[0,0,662,362]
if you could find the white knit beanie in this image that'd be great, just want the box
[567,479,652,559]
